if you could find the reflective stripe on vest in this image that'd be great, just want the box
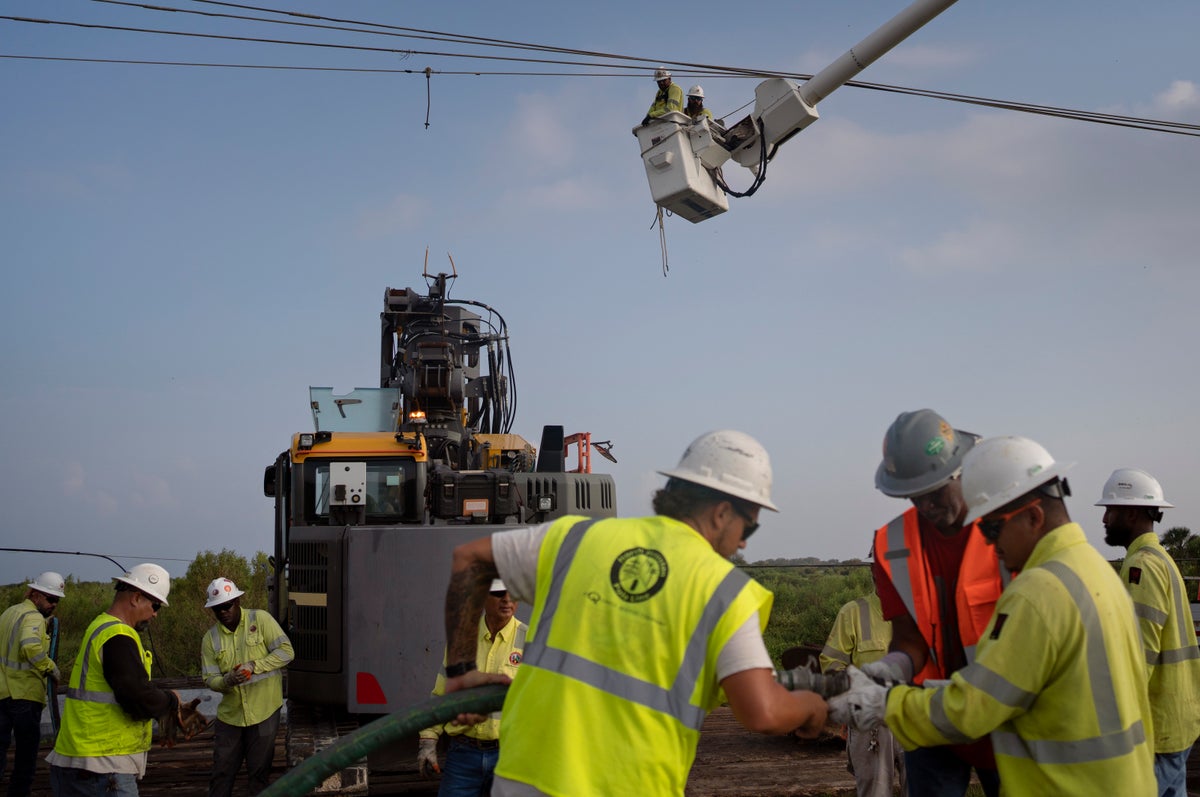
[1,609,41,671]
[987,560,1146,764]
[521,518,750,732]
[1135,546,1200,666]
[66,620,123,704]
[205,610,290,684]
[881,515,938,670]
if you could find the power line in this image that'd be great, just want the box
[4,14,1197,137]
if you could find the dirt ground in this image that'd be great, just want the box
[18,708,1200,796]
[686,708,857,797]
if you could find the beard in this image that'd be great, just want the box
[134,619,152,632]
[1104,523,1131,548]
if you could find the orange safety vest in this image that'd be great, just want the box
[873,507,1007,683]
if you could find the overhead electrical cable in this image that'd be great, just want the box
[3,13,1197,138]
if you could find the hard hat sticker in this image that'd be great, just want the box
[611,548,669,603]
[925,438,946,456]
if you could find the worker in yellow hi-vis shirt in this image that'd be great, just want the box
[1097,467,1200,797]
[830,436,1155,796]
[820,593,904,797]
[201,577,293,797]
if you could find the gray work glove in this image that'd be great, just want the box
[860,651,914,686]
[222,663,252,688]
[827,666,888,731]
[49,661,62,682]
[417,738,440,777]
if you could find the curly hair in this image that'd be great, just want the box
[652,478,748,521]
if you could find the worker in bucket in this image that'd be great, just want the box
[0,571,66,797]
[820,592,905,797]
[201,577,293,797]
[47,564,183,797]
[417,579,525,796]
[440,429,828,796]
[830,436,1155,795]
[684,85,713,122]
[867,409,1003,796]
[1097,468,1200,796]
[641,67,684,125]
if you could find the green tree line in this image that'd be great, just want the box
[0,549,271,680]
[5,527,1194,681]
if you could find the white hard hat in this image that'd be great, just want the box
[204,577,246,608]
[687,85,704,99]
[658,430,778,511]
[875,409,978,498]
[961,436,1074,524]
[1095,468,1173,509]
[29,571,66,599]
[654,67,671,81]
[115,563,171,606]
[489,578,507,593]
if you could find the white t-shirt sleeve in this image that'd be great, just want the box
[716,616,774,681]
[491,523,552,605]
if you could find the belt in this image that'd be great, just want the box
[450,735,500,750]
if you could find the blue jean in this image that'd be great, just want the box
[904,746,1000,797]
[0,697,43,797]
[49,766,139,797]
[1154,748,1191,797]
[437,736,499,797]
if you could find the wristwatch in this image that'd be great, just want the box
[444,660,477,678]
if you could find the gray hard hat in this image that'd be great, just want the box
[875,409,979,498]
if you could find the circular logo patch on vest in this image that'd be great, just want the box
[610,548,668,603]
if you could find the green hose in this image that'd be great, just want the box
[260,685,508,797]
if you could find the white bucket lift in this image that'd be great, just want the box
[634,112,729,223]
[634,0,961,224]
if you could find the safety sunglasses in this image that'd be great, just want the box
[489,590,509,599]
[979,497,1042,542]
[732,503,760,541]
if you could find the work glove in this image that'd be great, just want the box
[222,663,252,688]
[48,661,62,682]
[827,666,888,731]
[178,697,210,740]
[158,691,182,748]
[860,651,914,687]
[417,738,440,777]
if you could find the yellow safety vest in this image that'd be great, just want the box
[886,523,1155,795]
[55,613,154,757]
[0,599,53,703]
[648,84,684,118]
[1121,532,1200,753]
[494,515,772,796]
[820,593,891,672]
[201,608,293,727]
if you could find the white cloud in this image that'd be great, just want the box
[353,194,429,239]
[899,218,1018,275]
[504,94,576,170]
[129,470,175,509]
[1152,80,1200,114]
[63,462,85,494]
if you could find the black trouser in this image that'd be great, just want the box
[0,697,42,797]
[208,709,281,797]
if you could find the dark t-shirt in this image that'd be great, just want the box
[101,634,176,721]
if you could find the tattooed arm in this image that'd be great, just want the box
[444,536,504,693]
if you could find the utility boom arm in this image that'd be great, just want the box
[636,0,960,223]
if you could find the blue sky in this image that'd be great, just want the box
[3,0,1198,586]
